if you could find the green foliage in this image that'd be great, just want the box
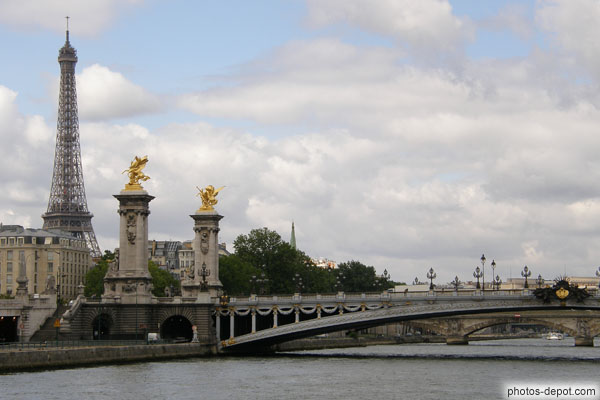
[228,227,392,295]
[84,261,109,297]
[219,255,261,296]
[84,251,180,298]
[148,261,180,297]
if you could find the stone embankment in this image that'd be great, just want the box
[0,343,216,373]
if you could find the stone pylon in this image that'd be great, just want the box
[181,210,223,300]
[103,189,154,304]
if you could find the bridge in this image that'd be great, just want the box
[215,287,600,351]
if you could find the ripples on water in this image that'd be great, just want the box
[1,339,598,400]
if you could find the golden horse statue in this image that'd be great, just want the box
[123,155,150,190]
[196,185,224,211]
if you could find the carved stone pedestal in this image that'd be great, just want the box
[103,190,154,304]
[181,211,223,300]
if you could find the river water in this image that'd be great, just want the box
[1,338,599,400]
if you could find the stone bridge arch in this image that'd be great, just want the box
[462,317,577,337]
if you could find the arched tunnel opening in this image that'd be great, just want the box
[92,314,112,340]
[161,315,193,342]
[0,316,19,343]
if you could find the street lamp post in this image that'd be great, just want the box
[427,268,437,290]
[451,276,461,292]
[480,254,486,290]
[521,266,531,288]
[536,274,544,288]
[135,283,138,341]
[55,279,61,346]
[200,262,210,291]
[334,272,344,292]
[596,267,600,288]
[491,260,496,289]
[292,273,303,294]
[473,266,482,289]
[493,275,502,291]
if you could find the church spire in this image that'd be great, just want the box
[290,222,296,249]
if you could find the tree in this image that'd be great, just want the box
[219,255,261,296]
[84,250,114,297]
[337,260,389,293]
[233,228,316,294]
[148,261,180,297]
[84,251,180,297]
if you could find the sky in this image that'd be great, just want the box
[2,0,600,285]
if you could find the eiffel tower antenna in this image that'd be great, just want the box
[42,24,102,258]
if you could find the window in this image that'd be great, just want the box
[48,262,53,274]
[0,238,5,246]
[7,262,12,273]
[6,274,12,283]
[17,237,24,246]
[32,237,37,245]
[8,238,14,245]
[7,251,12,260]
[47,252,54,261]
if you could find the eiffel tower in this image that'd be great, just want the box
[42,25,102,258]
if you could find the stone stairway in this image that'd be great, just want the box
[29,305,69,342]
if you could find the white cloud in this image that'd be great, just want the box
[0,86,54,225]
[536,0,600,81]
[77,64,162,120]
[305,0,473,58]
[4,2,600,286]
[0,0,143,36]
[173,34,600,282]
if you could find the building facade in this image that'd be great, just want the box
[0,225,91,300]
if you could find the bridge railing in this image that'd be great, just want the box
[223,289,534,305]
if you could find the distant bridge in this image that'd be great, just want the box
[215,288,600,351]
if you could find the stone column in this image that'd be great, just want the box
[182,211,223,298]
[16,258,29,298]
[229,311,235,340]
[574,319,594,347]
[103,190,154,304]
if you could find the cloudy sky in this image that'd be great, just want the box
[2,0,600,284]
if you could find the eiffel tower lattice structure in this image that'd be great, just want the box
[42,28,102,258]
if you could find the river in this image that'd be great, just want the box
[1,338,599,400]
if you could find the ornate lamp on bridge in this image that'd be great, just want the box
[521,266,531,288]
[596,267,600,288]
[292,273,303,295]
[490,259,496,289]
[200,262,210,292]
[536,274,544,289]
[334,272,345,292]
[451,276,461,292]
[480,254,486,290]
[473,266,482,289]
[427,268,437,290]
[493,275,502,291]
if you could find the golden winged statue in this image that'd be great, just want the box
[123,155,150,190]
[196,185,224,211]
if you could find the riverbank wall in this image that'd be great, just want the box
[0,343,216,373]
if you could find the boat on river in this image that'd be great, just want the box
[544,332,564,340]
